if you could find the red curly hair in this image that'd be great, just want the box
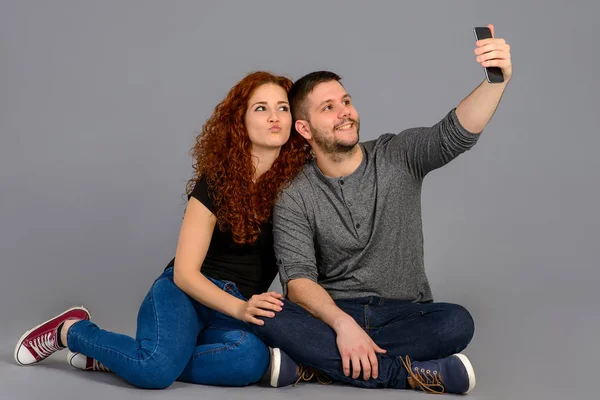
[186,71,312,244]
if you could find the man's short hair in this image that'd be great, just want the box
[289,71,342,121]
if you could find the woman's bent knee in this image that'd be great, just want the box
[229,332,270,385]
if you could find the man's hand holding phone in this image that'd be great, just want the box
[473,24,512,83]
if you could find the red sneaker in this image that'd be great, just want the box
[14,306,91,366]
[67,351,111,372]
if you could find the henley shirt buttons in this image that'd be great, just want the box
[340,180,344,185]
[356,223,361,228]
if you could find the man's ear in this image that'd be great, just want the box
[295,120,312,140]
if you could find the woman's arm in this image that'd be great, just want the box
[173,197,282,324]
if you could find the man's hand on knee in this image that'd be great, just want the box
[334,317,386,380]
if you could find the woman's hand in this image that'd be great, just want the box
[236,291,284,325]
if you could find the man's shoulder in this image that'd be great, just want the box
[280,162,318,197]
[360,133,398,154]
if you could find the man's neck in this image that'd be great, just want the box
[315,144,363,178]
[251,146,281,181]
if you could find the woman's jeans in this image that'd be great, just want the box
[67,267,269,389]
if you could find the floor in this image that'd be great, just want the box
[0,339,593,400]
[0,349,428,400]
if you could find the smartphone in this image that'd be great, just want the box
[473,27,504,83]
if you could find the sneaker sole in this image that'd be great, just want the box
[67,350,111,372]
[66,350,79,368]
[269,348,282,388]
[454,353,476,394]
[14,305,91,366]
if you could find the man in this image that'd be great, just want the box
[256,24,512,395]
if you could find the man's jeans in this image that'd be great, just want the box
[252,296,474,389]
[67,267,269,389]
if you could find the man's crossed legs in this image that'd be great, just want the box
[253,296,475,394]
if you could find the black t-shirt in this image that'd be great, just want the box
[165,177,278,300]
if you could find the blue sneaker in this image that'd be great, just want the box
[401,354,476,395]
[268,348,331,388]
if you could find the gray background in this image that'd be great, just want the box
[1,1,598,399]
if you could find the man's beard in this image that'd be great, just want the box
[311,119,360,155]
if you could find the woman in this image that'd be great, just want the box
[14,71,313,389]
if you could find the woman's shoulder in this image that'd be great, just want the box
[189,176,214,212]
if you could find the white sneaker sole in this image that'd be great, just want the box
[66,350,79,368]
[454,353,476,394]
[269,347,282,388]
[14,305,91,366]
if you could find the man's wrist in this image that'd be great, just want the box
[331,312,356,333]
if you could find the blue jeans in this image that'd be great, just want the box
[67,267,270,389]
[252,296,474,389]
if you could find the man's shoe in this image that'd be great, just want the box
[67,350,111,372]
[268,348,331,387]
[401,353,476,395]
[14,306,90,366]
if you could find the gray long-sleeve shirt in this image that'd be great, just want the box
[274,108,480,301]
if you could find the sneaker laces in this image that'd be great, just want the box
[294,365,333,386]
[29,332,61,358]
[92,358,110,372]
[400,355,445,394]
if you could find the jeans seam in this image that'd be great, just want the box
[150,278,161,361]
[190,329,248,359]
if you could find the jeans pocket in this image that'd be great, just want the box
[223,282,246,301]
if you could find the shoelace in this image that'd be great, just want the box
[29,333,61,358]
[294,365,333,386]
[92,359,111,372]
[400,355,445,394]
